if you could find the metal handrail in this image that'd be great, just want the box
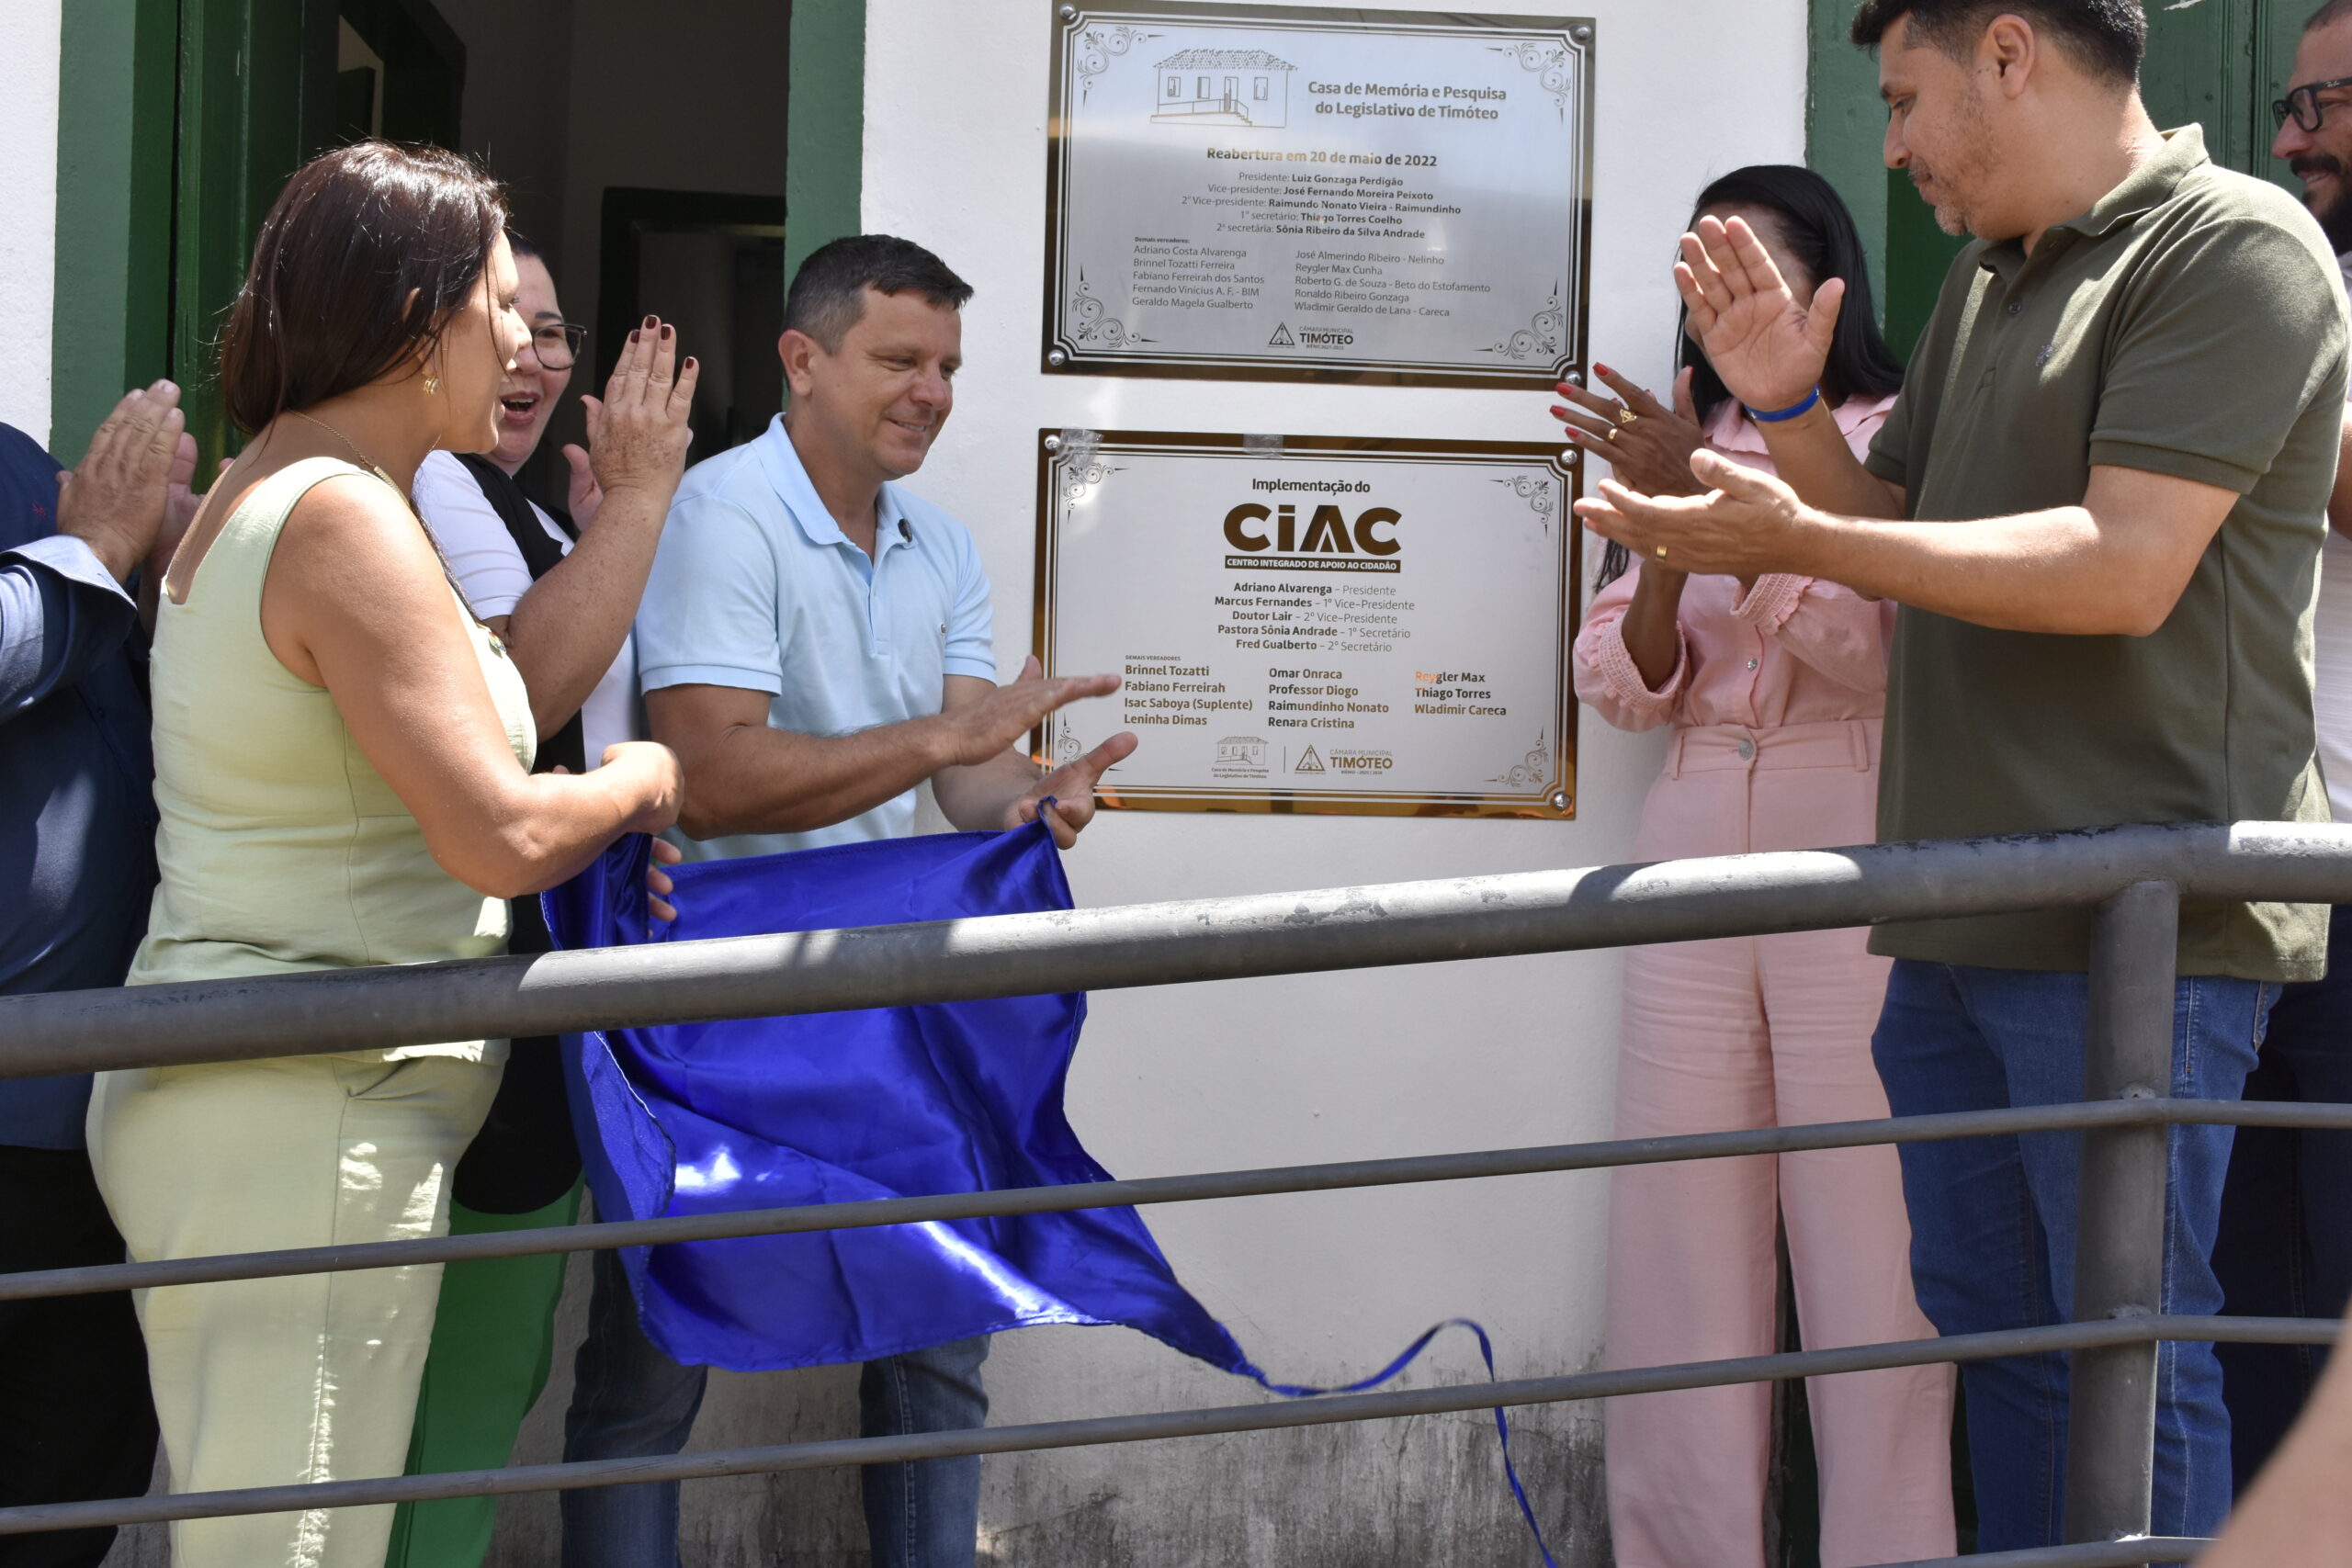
[4,1097,2348,1302]
[6,822,2346,1563]
[5,820,2347,1077]
[0,1316,2328,1538]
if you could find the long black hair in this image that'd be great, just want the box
[1592,164,1904,591]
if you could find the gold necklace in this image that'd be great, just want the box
[290,409,401,491]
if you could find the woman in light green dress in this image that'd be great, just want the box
[86,141,692,1568]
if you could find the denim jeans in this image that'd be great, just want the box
[1871,960,2272,1555]
[560,1247,990,1568]
[2214,904,2352,1490]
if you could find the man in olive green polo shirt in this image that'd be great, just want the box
[1574,0,2346,1551]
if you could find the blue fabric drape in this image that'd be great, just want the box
[546,823,1251,1374]
[546,825,1557,1563]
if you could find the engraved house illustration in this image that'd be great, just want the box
[1152,48,1294,128]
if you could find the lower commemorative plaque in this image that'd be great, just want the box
[1034,429,1578,818]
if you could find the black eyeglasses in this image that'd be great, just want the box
[524,321,589,371]
[2275,76,2352,131]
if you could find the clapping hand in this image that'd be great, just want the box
[1573,448,1812,580]
[1553,365,1708,497]
[57,381,187,584]
[1675,215,1843,415]
[572,316,698,526]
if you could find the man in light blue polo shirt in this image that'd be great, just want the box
[561,236,1133,1568]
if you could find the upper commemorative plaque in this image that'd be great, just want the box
[1044,3,1595,389]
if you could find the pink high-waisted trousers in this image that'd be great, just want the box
[1604,718,1955,1568]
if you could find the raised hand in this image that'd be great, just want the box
[1552,364,1708,497]
[936,656,1122,769]
[151,441,221,583]
[560,442,603,529]
[57,381,187,582]
[1674,215,1843,416]
[1571,448,1813,581]
[1005,730,1139,848]
[582,316,697,508]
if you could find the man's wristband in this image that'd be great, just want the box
[1744,387,1822,424]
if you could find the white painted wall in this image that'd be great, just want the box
[856,1,1811,1559]
[0,0,61,447]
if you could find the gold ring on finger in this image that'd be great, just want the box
[1615,406,1640,428]
[1605,426,1619,444]
[1655,545,1668,559]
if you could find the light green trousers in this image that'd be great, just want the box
[88,1051,499,1568]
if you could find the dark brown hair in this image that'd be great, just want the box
[219,141,510,434]
[1849,0,2146,86]
[784,234,973,352]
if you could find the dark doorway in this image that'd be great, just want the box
[598,188,789,460]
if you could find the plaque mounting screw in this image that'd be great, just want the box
[1046,348,1069,367]
[1571,23,1592,42]
[1563,370,1583,387]
[1043,434,1063,453]
[1550,790,1571,812]
[1059,4,1077,17]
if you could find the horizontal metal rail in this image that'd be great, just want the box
[1887,1543,2209,1568]
[8,825,2342,1557]
[8,1098,2349,1303]
[0,1315,2324,1538]
[6,821,2350,1077]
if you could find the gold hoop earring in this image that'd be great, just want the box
[423,375,440,396]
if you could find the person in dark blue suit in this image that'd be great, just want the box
[0,384,199,1566]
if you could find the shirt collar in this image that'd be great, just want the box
[752,413,912,553]
[1978,125,2210,279]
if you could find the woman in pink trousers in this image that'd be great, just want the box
[1557,165,1954,1568]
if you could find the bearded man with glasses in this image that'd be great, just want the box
[2205,0,2352,1506]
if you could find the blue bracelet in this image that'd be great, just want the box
[1745,386,1822,423]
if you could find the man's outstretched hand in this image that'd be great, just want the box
[1005,730,1139,849]
[1572,448,1815,581]
[937,656,1121,769]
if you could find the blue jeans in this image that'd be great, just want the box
[560,1247,990,1568]
[2215,905,2352,1490]
[1871,961,2272,1553]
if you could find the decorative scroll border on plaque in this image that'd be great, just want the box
[1042,2,1597,390]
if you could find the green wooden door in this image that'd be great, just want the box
[51,0,473,465]
[169,0,341,468]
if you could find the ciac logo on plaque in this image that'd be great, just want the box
[1045,2,1595,387]
[1035,430,1578,818]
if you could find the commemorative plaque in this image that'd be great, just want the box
[1034,430,1578,818]
[1045,3,1594,388]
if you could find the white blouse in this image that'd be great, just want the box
[413,450,640,766]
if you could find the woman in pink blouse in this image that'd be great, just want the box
[1555,166,1953,1568]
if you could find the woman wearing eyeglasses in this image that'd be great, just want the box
[389,234,687,1568]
